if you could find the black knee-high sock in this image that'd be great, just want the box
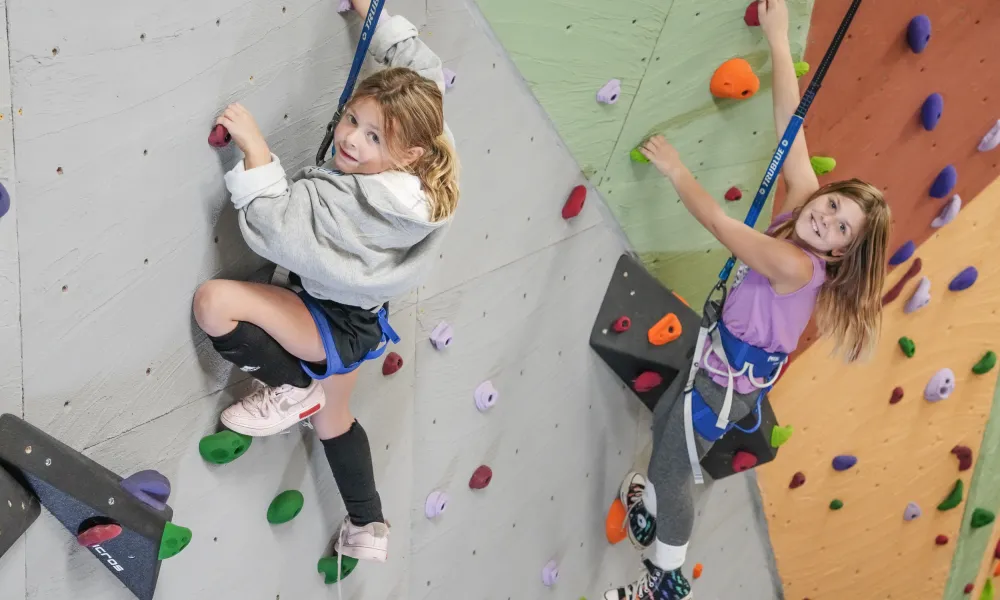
[209,322,312,388]
[321,421,384,526]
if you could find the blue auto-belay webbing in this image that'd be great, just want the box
[315,0,387,165]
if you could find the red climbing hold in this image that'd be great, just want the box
[789,471,806,489]
[612,316,631,333]
[952,445,972,471]
[935,534,949,545]
[995,538,1000,560]
[965,583,975,594]
[208,124,231,148]
[382,352,403,376]
[632,371,663,393]
[890,387,904,405]
[744,1,760,26]
[469,465,493,490]
[882,258,922,305]
[725,186,743,201]
[732,450,758,473]
[562,185,587,219]
[78,523,123,547]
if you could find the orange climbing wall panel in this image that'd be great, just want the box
[757,177,1000,599]
[773,0,1000,360]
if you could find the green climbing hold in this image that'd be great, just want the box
[794,61,810,78]
[830,499,844,510]
[630,147,650,164]
[158,521,192,560]
[318,555,359,583]
[973,350,996,375]
[937,479,963,511]
[982,578,995,600]
[810,156,836,175]
[770,424,793,448]
[199,430,252,465]
[267,490,305,524]
[898,337,916,358]
[971,508,996,529]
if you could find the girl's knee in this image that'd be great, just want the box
[193,280,233,335]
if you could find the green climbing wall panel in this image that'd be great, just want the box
[474,0,815,304]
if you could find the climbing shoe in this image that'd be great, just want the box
[334,516,390,562]
[604,559,692,600]
[221,380,325,437]
[619,472,657,549]
[198,430,252,465]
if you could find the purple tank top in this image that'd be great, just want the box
[701,212,826,394]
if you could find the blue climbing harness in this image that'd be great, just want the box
[682,0,862,484]
[315,0,387,165]
[297,292,400,379]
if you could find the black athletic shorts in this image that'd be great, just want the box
[288,273,385,368]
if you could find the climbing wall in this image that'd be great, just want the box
[473,0,816,304]
[0,0,779,598]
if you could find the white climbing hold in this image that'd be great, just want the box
[425,490,449,519]
[978,120,1000,152]
[443,67,457,89]
[474,381,499,412]
[337,0,352,12]
[904,277,931,314]
[931,195,961,228]
[430,322,453,350]
[597,79,621,104]
[542,560,559,586]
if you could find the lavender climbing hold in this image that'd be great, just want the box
[889,240,915,266]
[949,267,978,291]
[921,93,944,131]
[597,79,621,104]
[424,490,449,519]
[930,165,957,199]
[924,368,955,402]
[474,381,499,412]
[979,120,1000,152]
[542,560,559,586]
[931,195,961,228]
[337,0,352,12]
[442,68,457,89]
[832,455,857,471]
[121,470,171,511]
[430,322,453,350]
[904,502,922,521]
[907,15,931,54]
[904,277,931,314]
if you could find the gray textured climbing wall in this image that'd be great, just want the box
[0,0,777,598]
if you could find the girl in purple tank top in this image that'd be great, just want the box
[604,2,892,599]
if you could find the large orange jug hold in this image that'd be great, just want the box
[710,58,760,100]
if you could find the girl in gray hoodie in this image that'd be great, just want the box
[192,0,459,567]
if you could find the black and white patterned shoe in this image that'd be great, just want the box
[604,559,693,600]
[619,472,657,549]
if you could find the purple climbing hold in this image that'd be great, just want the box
[832,455,857,471]
[949,267,978,291]
[430,322,453,350]
[597,79,622,105]
[931,195,961,228]
[121,469,171,512]
[0,182,9,219]
[474,381,499,412]
[904,502,922,521]
[924,368,955,402]
[443,67,457,89]
[921,93,944,131]
[889,240,915,266]
[424,490,449,519]
[904,277,931,314]
[907,15,931,54]
[930,165,957,199]
[542,560,560,586]
[979,120,1000,152]
[337,0,352,12]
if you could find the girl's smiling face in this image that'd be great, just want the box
[793,192,866,256]
[332,97,392,174]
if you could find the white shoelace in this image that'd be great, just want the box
[241,383,293,418]
[624,571,653,600]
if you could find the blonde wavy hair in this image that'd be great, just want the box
[348,67,460,222]
[771,179,892,363]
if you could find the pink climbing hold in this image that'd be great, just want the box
[979,120,1000,152]
[382,352,403,376]
[924,368,955,402]
[612,316,631,333]
[744,1,760,26]
[443,67,457,89]
[832,455,857,471]
[77,523,123,547]
[789,471,806,488]
[430,322,454,350]
[632,371,663,393]
[337,0,352,12]
[931,195,961,228]
[951,445,972,471]
[948,267,978,291]
[904,277,931,314]
[208,124,231,148]
[597,79,621,104]
[424,490,449,519]
[725,186,743,201]
[474,381,499,412]
[732,450,758,473]
[889,386,904,405]
[542,560,560,586]
[562,185,587,219]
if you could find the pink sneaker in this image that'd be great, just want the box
[220,380,325,437]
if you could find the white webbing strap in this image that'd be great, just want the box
[684,325,712,486]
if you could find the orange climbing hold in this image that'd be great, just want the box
[605,498,628,544]
[993,561,1000,577]
[673,291,689,307]
[648,313,682,346]
[693,563,704,579]
[710,58,760,100]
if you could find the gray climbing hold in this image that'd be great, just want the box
[597,79,621,104]
[979,120,1000,152]
[931,195,961,228]
[904,502,922,521]
[921,93,943,131]
[930,165,957,199]
[904,277,931,314]
[949,267,978,291]
[924,368,955,402]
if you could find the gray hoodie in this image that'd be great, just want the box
[223,14,454,309]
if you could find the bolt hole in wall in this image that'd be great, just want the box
[56,167,63,174]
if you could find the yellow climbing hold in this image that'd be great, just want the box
[630,147,650,164]
[811,156,836,175]
[794,61,810,78]
[981,578,994,600]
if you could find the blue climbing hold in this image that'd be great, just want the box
[930,165,956,199]
[889,240,915,266]
[907,15,931,53]
[949,267,978,292]
[833,455,858,471]
[921,93,943,131]
[0,182,8,219]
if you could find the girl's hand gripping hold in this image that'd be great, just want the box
[639,135,686,179]
[216,103,272,168]
[757,0,790,44]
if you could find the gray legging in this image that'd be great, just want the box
[647,366,758,545]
